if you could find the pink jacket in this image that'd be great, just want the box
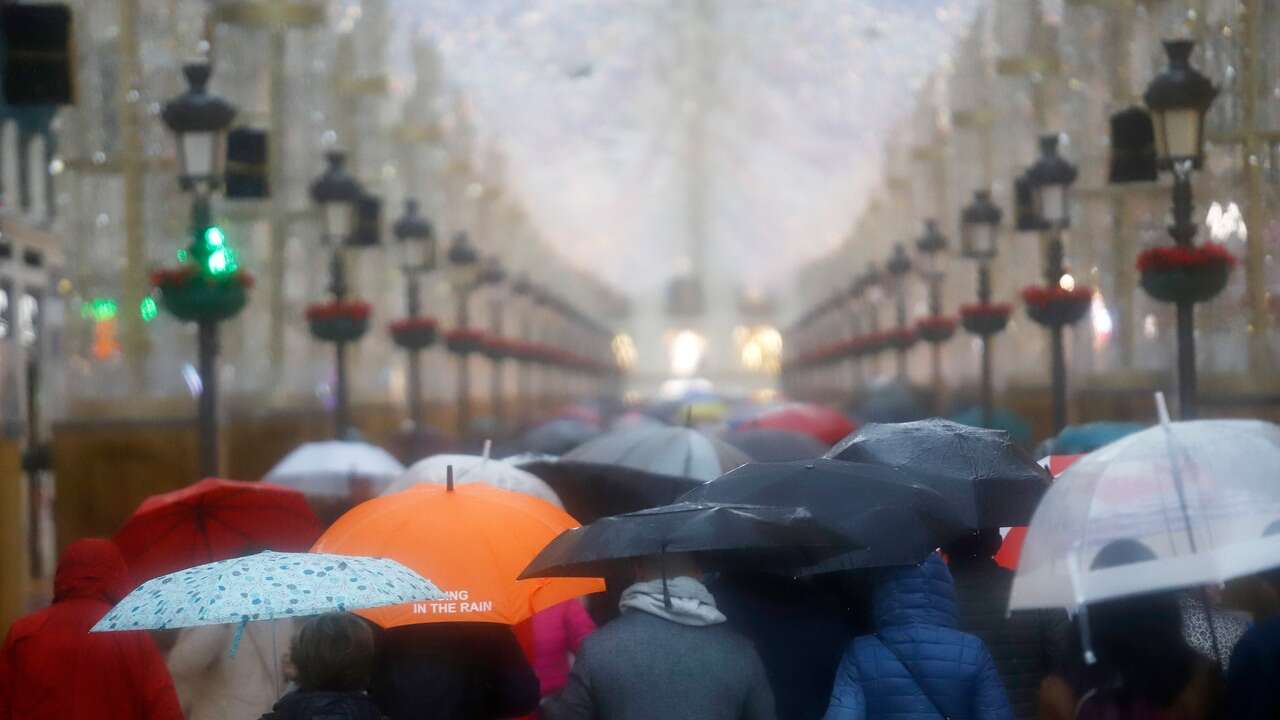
[529,600,596,697]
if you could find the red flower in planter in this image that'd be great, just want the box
[1020,285,1093,307]
[150,265,255,290]
[1136,242,1236,273]
[915,315,958,343]
[959,302,1013,317]
[306,300,371,321]
[388,316,438,333]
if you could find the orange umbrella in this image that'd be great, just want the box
[312,481,602,627]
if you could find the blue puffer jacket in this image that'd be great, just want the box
[824,554,1014,720]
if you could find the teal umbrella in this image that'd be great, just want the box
[1052,421,1146,454]
[93,551,443,638]
[950,406,1034,447]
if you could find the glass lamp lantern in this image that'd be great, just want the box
[478,255,506,287]
[1025,134,1078,229]
[1143,40,1218,170]
[161,63,237,192]
[393,199,435,272]
[446,232,481,292]
[309,152,363,244]
[915,219,947,276]
[960,190,1003,260]
[863,262,886,304]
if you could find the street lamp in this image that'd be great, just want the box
[157,62,240,478]
[308,151,367,439]
[1023,133,1081,434]
[959,190,1007,428]
[390,199,436,434]
[914,220,952,413]
[1141,39,1222,419]
[886,243,914,380]
[445,232,481,436]
[862,261,885,377]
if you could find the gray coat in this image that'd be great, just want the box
[542,610,777,720]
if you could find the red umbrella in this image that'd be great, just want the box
[114,478,322,583]
[737,403,857,446]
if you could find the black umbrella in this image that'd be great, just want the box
[722,428,828,462]
[517,418,601,456]
[680,459,967,572]
[826,418,1051,527]
[520,460,704,523]
[519,501,854,580]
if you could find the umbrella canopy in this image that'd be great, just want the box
[521,502,854,579]
[265,441,405,498]
[722,428,828,463]
[736,403,855,446]
[312,483,603,626]
[114,478,323,584]
[518,419,601,456]
[1010,420,1280,612]
[520,460,704,523]
[826,418,1052,528]
[681,459,967,572]
[385,454,562,508]
[93,551,442,632]
[565,425,750,480]
[995,454,1083,571]
[950,407,1034,447]
[1050,421,1146,454]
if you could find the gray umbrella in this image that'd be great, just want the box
[566,425,750,480]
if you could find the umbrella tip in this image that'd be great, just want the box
[483,439,492,460]
[447,465,454,492]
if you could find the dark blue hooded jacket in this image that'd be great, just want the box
[824,554,1013,720]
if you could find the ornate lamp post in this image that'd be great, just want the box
[914,220,955,413]
[886,243,915,380]
[1140,39,1226,419]
[862,262,886,376]
[443,232,481,436]
[307,151,369,439]
[389,200,437,433]
[1021,134,1084,434]
[155,62,243,478]
[845,275,868,396]
[958,190,1009,428]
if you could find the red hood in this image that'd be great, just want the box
[54,538,132,604]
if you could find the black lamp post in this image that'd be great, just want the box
[391,199,436,433]
[886,243,914,380]
[959,190,1006,428]
[862,261,885,376]
[159,62,239,478]
[915,220,951,412]
[308,151,367,439]
[511,274,534,425]
[445,232,481,436]
[1142,39,1220,419]
[1022,133,1081,434]
[846,275,867,395]
[478,255,507,432]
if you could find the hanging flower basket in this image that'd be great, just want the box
[443,327,486,355]
[1021,285,1093,327]
[882,327,918,351]
[388,316,438,351]
[150,265,253,323]
[915,315,958,344]
[306,300,371,343]
[1137,243,1235,305]
[960,303,1012,337]
[478,333,509,360]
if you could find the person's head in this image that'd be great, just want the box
[632,553,701,583]
[1078,539,1194,707]
[942,528,1003,564]
[290,613,376,692]
[54,538,131,604]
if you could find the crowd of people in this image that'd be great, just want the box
[4,529,1280,718]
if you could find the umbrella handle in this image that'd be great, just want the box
[229,617,248,658]
[660,546,671,609]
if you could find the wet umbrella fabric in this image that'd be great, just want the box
[735,403,856,446]
[114,478,323,584]
[520,460,702,524]
[312,482,603,627]
[384,454,562,508]
[722,428,828,463]
[517,419,601,456]
[520,502,854,579]
[681,459,967,572]
[826,418,1052,528]
[565,425,750,480]
[1010,419,1280,611]
[265,441,405,498]
[92,551,443,632]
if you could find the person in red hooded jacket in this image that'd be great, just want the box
[0,538,183,720]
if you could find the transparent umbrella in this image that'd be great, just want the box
[1010,418,1280,612]
[384,453,563,508]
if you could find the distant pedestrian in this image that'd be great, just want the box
[0,538,182,720]
[824,552,1014,720]
[258,612,382,720]
[527,599,596,699]
[543,554,776,720]
[1223,522,1280,719]
[944,529,1066,719]
[1037,539,1222,720]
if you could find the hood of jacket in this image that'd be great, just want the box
[872,553,957,629]
[270,690,384,720]
[54,538,132,604]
